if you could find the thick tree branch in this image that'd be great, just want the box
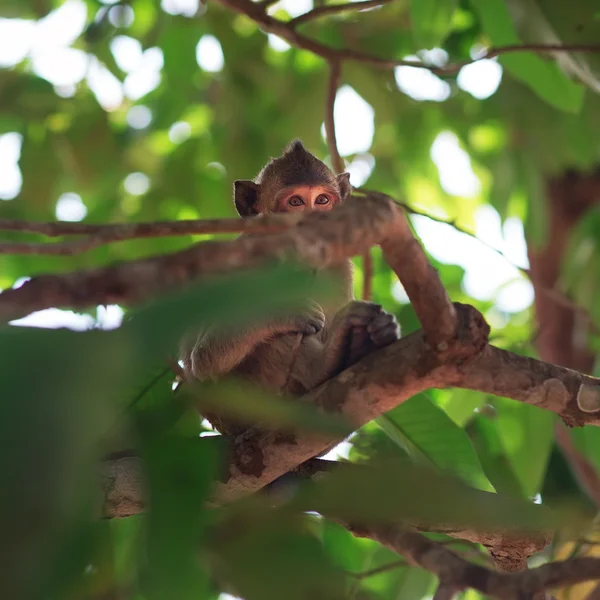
[0,194,453,345]
[0,194,398,321]
[215,0,600,75]
[102,322,600,520]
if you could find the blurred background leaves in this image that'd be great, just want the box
[2,0,600,598]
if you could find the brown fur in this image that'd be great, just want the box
[180,140,399,435]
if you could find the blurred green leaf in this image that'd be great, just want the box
[289,457,557,533]
[471,0,585,113]
[505,0,600,92]
[212,509,348,600]
[139,435,218,600]
[410,0,458,48]
[492,398,556,498]
[376,394,495,492]
[188,379,352,436]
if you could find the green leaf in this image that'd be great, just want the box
[376,394,495,492]
[410,0,458,49]
[213,509,348,600]
[505,0,600,93]
[433,388,488,427]
[570,426,600,475]
[290,457,557,533]
[188,379,351,437]
[0,326,129,599]
[139,435,218,600]
[469,414,529,498]
[470,0,585,113]
[518,147,549,249]
[492,397,556,498]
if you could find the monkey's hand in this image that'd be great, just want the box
[323,301,400,378]
[285,300,326,336]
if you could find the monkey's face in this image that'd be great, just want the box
[273,184,340,213]
[233,140,352,217]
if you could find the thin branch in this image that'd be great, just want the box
[289,0,392,28]
[0,213,303,256]
[216,0,600,75]
[322,57,375,302]
[348,524,600,600]
[325,59,344,175]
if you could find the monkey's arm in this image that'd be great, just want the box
[316,301,400,384]
[181,304,325,381]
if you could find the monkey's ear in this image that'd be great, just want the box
[337,172,352,202]
[234,180,260,217]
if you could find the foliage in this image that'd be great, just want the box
[1,0,600,599]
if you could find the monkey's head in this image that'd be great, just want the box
[233,140,352,217]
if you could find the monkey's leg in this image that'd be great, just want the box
[182,303,326,381]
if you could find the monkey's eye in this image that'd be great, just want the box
[288,195,304,207]
[315,194,330,205]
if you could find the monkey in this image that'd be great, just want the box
[179,140,400,435]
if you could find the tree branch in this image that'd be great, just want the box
[0,193,455,347]
[0,213,303,256]
[0,194,397,321]
[324,59,344,175]
[348,524,600,600]
[102,321,600,521]
[215,0,600,75]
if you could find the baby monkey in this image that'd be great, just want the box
[180,140,400,434]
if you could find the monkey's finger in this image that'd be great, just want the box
[294,314,325,335]
[345,304,384,326]
[366,312,396,334]
[369,316,400,346]
[369,321,400,346]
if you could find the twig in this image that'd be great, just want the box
[289,0,392,28]
[323,58,374,300]
[216,0,600,75]
[324,59,344,175]
[0,213,302,256]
